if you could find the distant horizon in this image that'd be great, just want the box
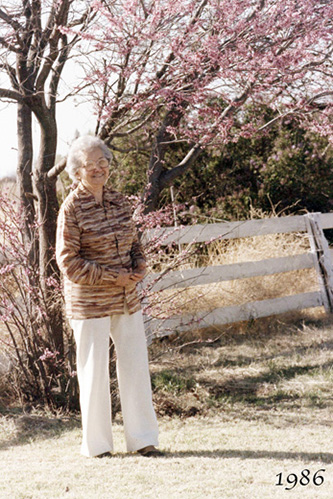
[0,173,16,180]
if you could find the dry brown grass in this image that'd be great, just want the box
[150,228,319,318]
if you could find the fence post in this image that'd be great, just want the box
[305,213,333,313]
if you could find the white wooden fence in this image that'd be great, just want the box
[143,212,333,338]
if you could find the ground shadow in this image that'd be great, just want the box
[0,411,127,452]
[164,449,333,464]
[0,412,81,451]
[210,338,333,369]
[204,359,333,399]
[2,413,332,465]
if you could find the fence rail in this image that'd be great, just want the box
[144,212,333,244]
[144,212,333,337]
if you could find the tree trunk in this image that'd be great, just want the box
[142,106,195,214]
[16,102,39,265]
[143,158,165,214]
[35,122,59,277]
[34,111,64,357]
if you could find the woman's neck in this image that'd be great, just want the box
[81,181,104,204]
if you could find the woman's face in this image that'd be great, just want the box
[78,147,109,190]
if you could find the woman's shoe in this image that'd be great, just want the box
[137,445,165,457]
[95,451,112,458]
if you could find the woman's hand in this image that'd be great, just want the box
[115,269,133,287]
[130,260,147,283]
[114,261,147,286]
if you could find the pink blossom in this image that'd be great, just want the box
[39,348,59,362]
[0,264,15,275]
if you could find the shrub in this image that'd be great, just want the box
[0,191,77,410]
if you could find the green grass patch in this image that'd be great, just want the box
[151,370,196,394]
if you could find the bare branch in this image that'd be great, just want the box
[139,0,149,19]
[308,90,333,104]
[160,144,202,189]
[0,62,19,89]
[95,60,110,135]
[258,90,333,132]
[48,2,97,107]
[48,34,73,108]
[35,43,61,93]
[257,110,294,132]
[0,36,20,53]
[0,87,23,102]
[100,104,131,141]
[294,47,333,73]
[109,144,147,154]
[35,1,71,91]
[0,9,23,31]
[55,81,95,103]
[47,157,66,179]
[68,6,93,28]
[111,107,161,137]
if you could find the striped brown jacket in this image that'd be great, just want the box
[56,183,145,319]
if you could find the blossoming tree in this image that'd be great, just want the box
[68,0,332,212]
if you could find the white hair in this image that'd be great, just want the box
[66,135,112,181]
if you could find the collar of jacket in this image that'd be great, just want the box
[76,182,121,207]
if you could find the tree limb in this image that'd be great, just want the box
[35,1,70,92]
[109,144,148,154]
[307,90,333,104]
[0,88,23,102]
[99,104,132,141]
[48,34,73,108]
[156,0,209,81]
[160,144,202,189]
[139,0,149,19]
[258,90,333,132]
[47,157,67,179]
[0,8,23,31]
[111,107,161,137]
[0,62,19,90]
[0,36,20,53]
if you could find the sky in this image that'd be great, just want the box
[0,95,96,179]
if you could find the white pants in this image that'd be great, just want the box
[71,308,159,457]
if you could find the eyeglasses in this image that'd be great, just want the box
[82,158,110,172]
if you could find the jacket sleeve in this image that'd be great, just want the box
[56,201,120,286]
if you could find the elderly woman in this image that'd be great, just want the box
[56,135,161,458]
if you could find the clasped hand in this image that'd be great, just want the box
[115,262,147,286]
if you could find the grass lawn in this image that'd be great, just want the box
[1,414,332,499]
[1,314,332,498]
